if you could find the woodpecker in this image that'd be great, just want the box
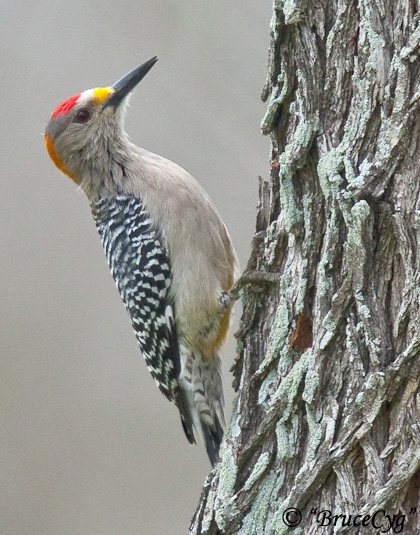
[44,57,239,465]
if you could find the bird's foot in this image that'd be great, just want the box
[218,269,280,314]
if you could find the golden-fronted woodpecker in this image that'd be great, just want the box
[44,57,239,465]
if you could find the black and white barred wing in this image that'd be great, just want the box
[92,196,194,442]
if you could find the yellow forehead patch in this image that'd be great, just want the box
[92,87,113,104]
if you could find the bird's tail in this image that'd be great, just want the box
[178,345,225,466]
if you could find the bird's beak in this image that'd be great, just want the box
[103,56,158,109]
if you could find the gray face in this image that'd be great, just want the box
[45,108,73,141]
[45,61,157,186]
[45,89,114,142]
[44,89,126,184]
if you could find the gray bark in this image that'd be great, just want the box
[191,0,420,533]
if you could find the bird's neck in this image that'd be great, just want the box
[80,137,140,203]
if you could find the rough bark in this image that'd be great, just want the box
[191,0,420,533]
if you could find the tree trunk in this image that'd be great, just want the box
[191,0,420,534]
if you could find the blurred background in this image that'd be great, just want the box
[1,1,271,534]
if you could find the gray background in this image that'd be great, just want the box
[1,2,271,534]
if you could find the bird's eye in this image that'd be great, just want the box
[75,109,91,123]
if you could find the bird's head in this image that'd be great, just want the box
[44,57,157,189]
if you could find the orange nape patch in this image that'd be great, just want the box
[44,134,77,184]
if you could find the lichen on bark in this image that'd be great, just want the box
[191,0,420,533]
